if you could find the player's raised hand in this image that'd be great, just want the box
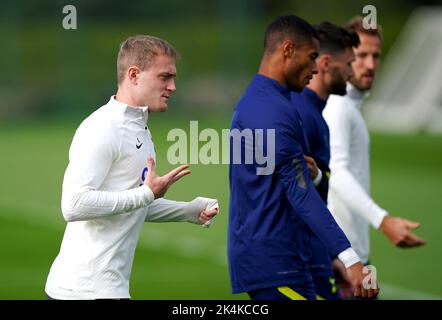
[346,262,379,299]
[379,216,426,248]
[304,155,319,179]
[144,156,191,199]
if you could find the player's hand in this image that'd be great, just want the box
[304,155,319,179]
[198,207,218,225]
[346,262,379,299]
[188,197,219,226]
[144,156,191,199]
[332,258,353,299]
[379,216,426,248]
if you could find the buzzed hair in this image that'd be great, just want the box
[314,21,360,55]
[117,35,178,85]
[345,16,383,41]
[264,15,318,53]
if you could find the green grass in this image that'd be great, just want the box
[0,116,441,299]
[369,133,442,298]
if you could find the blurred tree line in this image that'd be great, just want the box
[0,0,439,121]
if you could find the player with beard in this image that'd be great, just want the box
[228,15,379,300]
[291,21,360,300]
[323,17,426,298]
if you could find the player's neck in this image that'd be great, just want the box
[307,77,329,101]
[258,55,287,87]
[115,86,142,108]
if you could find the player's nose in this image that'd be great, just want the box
[311,60,318,74]
[365,56,376,70]
[167,79,176,93]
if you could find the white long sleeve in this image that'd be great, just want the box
[328,170,387,229]
[61,114,155,222]
[46,96,161,300]
[323,84,388,263]
[145,197,219,224]
[62,186,155,222]
[47,97,218,300]
[324,103,387,229]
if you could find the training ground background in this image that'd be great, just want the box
[0,115,441,300]
[0,0,441,300]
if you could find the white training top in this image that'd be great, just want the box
[323,83,388,264]
[45,96,217,299]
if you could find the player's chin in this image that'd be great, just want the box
[155,101,169,112]
[289,81,305,93]
[360,77,375,90]
[352,79,372,91]
[159,98,170,111]
[364,82,374,90]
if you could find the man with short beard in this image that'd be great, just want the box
[291,21,360,300]
[323,17,426,297]
[228,15,378,300]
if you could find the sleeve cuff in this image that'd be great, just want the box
[371,207,388,229]
[187,197,219,225]
[337,247,361,268]
[140,185,155,205]
[312,169,323,187]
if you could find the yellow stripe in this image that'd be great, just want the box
[329,277,337,294]
[316,294,326,300]
[326,171,331,178]
[277,286,307,300]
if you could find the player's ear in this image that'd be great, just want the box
[281,40,295,58]
[127,66,140,85]
[318,54,331,73]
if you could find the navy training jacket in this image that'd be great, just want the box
[228,74,350,293]
[292,87,334,278]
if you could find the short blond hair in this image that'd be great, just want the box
[117,35,178,84]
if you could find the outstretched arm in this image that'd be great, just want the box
[324,103,425,247]
[145,197,219,225]
[62,123,190,222]
[273,112,378,298]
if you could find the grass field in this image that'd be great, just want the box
[0,113,441,300]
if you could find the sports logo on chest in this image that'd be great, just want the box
[136,138,143,149]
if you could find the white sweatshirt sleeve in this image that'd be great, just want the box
[61,121,155,222]
[324,103,388,229]
[145,197,219,225]
[337,247,361,268]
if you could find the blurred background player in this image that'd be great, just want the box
[228,15,378,301]
[291,21,360,299]
[323,16,426,297]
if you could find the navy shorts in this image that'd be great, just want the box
[248,280,317,300]
[313,275,341,300]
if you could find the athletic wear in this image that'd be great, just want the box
[292,87,338,299]
[45,96,217,299]
[323,83,388,263]
[228,74,357,295]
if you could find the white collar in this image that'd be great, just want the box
[109,95,149,122]
[346,83,370,109]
